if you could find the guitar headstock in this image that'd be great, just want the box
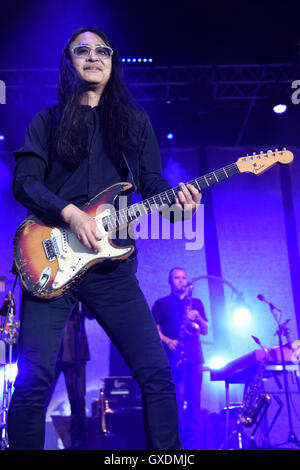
[236,148,294,175]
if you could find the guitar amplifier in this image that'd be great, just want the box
[103,376,141,407]
[90,376,145,449]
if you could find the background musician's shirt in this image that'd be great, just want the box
[152,293,207,364]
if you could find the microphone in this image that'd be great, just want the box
[257,294,282,312]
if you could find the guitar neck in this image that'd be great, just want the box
[102,162,240,231]
[186,162,239,193]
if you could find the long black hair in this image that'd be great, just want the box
[53,26,143,169]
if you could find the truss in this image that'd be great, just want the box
[0,63,299,105]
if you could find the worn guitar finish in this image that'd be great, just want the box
[13,182,135,300]
[13,149,294,299]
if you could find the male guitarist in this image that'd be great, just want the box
[7,27,201,450]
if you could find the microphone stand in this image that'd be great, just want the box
[0,276,19,450]
[73,301,84,449]
[267,303,300,448]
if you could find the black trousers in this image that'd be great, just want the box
[45,360,87,448]
[7,261,180,450]
[173,362,203,450]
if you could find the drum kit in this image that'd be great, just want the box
[0,275,20,450]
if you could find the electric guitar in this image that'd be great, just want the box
[13,148,294,299]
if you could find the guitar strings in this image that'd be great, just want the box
[109,162,239,229]
[47,162,239,249]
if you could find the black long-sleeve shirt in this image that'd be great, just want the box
[13,105,172,225]
[152,294,207,364]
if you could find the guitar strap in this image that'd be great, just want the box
[122,153,139,195]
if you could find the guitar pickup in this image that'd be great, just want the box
[42,237,59,261]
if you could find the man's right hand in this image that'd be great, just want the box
[61,204,103,253]
[166,338,179,352]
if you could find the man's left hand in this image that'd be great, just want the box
[175,183,201,215]
[187,309,201,322]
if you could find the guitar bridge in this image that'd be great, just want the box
[42,237,59,261]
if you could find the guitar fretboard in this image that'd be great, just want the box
[102,163,239,231]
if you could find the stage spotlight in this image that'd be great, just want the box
[273,104,287,114]
[233,306,251,327]
[209,356,226,370]
[269,84,288,115]
[166,132,174,140]
[4,363,18,382]
[120,58,153,64]
[0,134,5,141]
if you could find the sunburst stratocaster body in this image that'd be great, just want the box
[13,182,135,299]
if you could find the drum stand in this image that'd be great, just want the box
[273,317,300,448]
[0,291,19,450]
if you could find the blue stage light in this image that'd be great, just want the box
[4,363,18,382]
[209,356,226,370]
[120,58,153,64]
[233,306,251,327]
[0,134,5,141]
[166,132,174,140]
